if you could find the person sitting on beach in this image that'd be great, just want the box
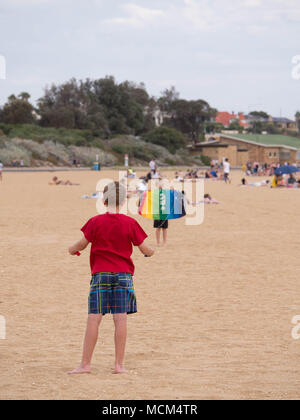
[174,172,184,182]
[49,176,80,186]
[191,169,199,179]
[184,169,193,179]
[287,174,297,186]
[152,170,161,180]
[126,169,136,179]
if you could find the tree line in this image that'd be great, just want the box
[0,77,217,153]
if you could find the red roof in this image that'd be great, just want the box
[216,112,249,128]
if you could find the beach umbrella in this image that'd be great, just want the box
[274,165,300,175]
[139,189,186,220]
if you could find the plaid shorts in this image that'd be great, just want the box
[88,273,137,315]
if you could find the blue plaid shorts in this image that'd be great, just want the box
[88,273,137,315]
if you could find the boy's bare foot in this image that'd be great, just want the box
[114,366,128,374]
[67,365,91,375]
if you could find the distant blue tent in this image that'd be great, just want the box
[274,165,300,176]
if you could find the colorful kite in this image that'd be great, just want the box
[138,189,186,220]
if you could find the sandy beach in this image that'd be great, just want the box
[0,169,300,400]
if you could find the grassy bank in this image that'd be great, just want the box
[0,124,202,168]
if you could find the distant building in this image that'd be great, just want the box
[144,106,172,127]
[215,111,297,133]
[215,112,249,129]
[268,116,297,132]
[187,133,300,166]
[245,114,297,132]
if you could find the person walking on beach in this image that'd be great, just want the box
[154,219,168,246]
[149,159,157,174]
[68,182,154,375]
[223,158,231,184]
[0,161,3,182]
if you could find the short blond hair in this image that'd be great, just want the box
[103,182,126,207]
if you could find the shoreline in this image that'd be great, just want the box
[2,166,243,173]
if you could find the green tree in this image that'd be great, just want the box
[37,77,147,136]
[143,126,186,154]
[228,120,243,132]
[158,86,180,112]
[0,93,35,124]
[167,99,216,143]
[249,111,269,119]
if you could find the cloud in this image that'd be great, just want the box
[103,3,165,28]
[180,0,300,34]
[183,0,222,31]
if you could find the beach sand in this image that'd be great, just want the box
[0,170,300,400]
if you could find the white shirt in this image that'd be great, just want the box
[149,160,156,171]
[223,161,230,174]
[137,182,147,193]
[0,163,3,171]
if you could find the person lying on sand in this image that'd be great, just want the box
[239,178,270,187]
[183,189,221,205]
[203,194,221,204]
[49,176,80,186]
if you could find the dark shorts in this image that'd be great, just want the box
[89,273,137,315]
[154,220,169,229]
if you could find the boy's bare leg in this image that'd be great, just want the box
[113,314,128,374]
[68,314,102,374]
[162,229,167,246]
[156,228,161,246]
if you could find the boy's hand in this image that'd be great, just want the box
[68,246,78,256]
[69,236,90,256]
[139,241,155,258]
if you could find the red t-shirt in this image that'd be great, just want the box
[81,213,148,275]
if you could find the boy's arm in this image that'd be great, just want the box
[69,236,90,255]
[138,240,155,258]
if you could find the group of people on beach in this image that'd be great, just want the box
[242,161,300,177]
[173,158,231,184]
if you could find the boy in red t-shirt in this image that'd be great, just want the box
[68,182,154,375]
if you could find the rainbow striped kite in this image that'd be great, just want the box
[138,189,186,220]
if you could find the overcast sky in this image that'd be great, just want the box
[0,0,299,118]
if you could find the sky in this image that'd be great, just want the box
[0,0,300,118]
